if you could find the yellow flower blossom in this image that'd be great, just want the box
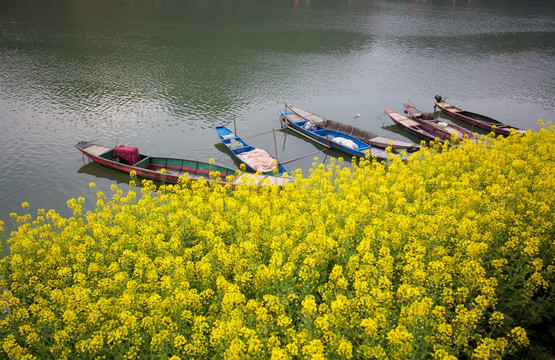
[0,126,554,359]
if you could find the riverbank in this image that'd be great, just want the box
[1,124,554,359]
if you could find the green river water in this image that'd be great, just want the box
[0,0,554,226]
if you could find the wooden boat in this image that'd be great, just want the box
[434,95,526,136]
[282,104,419,151]
[404,103,476,142]
[75,141,291,186]
[214,123,287,175]
[280,106,394,161]
[385,108,455,142]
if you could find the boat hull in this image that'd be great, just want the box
[434,100,526,136]
[280,108,390,160]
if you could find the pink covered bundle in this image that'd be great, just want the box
[114,146,140,165]
[237,148,278,173]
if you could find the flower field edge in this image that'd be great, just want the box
[1,123,554,360]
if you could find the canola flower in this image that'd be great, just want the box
[0,123,554,359]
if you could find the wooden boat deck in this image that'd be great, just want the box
[83,144,112,156]
[401,119,421,126]
[287,106,325,124]
[439,103,462,113]
[285,112,308,123]
[388,111,421,126]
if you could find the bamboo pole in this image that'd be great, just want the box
[323,126,331,146]
[273,128,278,162]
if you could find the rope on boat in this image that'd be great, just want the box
[281,147,329,165]
[240,128,286,139]
[235,122,328,164]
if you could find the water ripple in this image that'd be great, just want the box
[0,0,554,225]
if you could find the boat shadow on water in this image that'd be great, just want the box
[78,160,173,188]
[380,124,424,145]
[213,142,247,170]
[78,161,135,185]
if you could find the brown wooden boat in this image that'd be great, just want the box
[404,103,476,142]
[386,108,462,143]
[434,96,526,136]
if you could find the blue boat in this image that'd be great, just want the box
[280,105,390,161]
[214,123,287,175]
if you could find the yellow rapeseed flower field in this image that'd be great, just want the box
[1,123,554,359]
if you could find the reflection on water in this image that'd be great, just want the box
[0,0,554,227]
[77,161,133,186]
[380,124,423,145]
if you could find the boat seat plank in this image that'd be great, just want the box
[369,148,387,155]
[440,103,460,112]
[235,173,290,186]
[401,119,421,127]
[134,157,150,168]
[86,144,112,157]
[371,136,401,145]
[287,113,308,123]
[288,109,325,124]
[304,114,325,124]
[288,107,316,118]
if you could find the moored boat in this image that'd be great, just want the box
[214,123,287,175]
[280,105,394,161]
[75,141,290,186]
[385,108,453,143]
[404,103,476,142]
[434,95,526,136]
[283,104,419,151]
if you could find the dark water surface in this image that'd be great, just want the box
[1,0,554,227]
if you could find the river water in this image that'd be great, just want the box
[0,0,554,227]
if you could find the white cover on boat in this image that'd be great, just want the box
[331,137,358,150]
[237,148,278,173]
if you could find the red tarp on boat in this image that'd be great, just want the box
[114,145,140,165]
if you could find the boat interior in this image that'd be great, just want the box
[323,130,369,151]
[97,149,235,180]
[221,137,254,155]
